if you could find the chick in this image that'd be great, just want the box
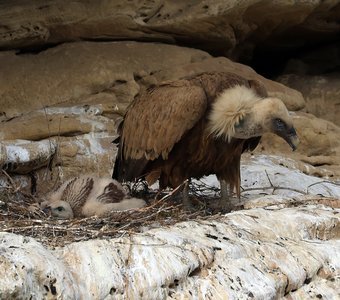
[41,176,145,219]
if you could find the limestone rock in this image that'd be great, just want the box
[0,196,339,299]
[198,154,340,201]
[278,72,340,127]
[0,42,209,120]
[0,104,117,194]
[0,234,79,299]
[0,104,116,141]
[0,41,303,121]
[1,0,339,57]
[240,155,340,198]
[0,139,56,174]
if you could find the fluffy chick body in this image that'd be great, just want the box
[41,176,146,219]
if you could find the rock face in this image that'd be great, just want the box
[278,73,340,127]
[1,197,339,299]
[1,0,339,57]
[0,41,304,120]
[0,42,207,120]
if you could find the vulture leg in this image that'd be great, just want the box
[182,180,192,210]
[219,179,233,211]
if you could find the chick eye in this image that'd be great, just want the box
[56,206,65,212]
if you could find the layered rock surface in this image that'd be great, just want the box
[1,156,340,299]
[1,0,339,56]
[1,200,339,298]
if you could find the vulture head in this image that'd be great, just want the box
[251,97,299,150]
[41,200,74,219]
[209,85,300,150]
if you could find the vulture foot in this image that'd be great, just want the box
[218,179,234,212]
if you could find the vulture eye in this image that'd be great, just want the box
[275,118,285,131]
[56,206,65,212]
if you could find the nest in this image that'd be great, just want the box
[0,180,224,248]
[3,172,338,248]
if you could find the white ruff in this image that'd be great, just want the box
[208,85,262,141]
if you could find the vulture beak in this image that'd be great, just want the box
[283,127,300,151]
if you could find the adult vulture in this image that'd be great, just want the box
[113,72,299,209]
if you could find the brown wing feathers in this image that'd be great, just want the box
[117,82,208,181]
[123,84,207,160]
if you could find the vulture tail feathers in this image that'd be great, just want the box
[113,154,150,183]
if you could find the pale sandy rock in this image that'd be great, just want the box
[278,72,340,127]
[0,139,56,174]
[0,104,116,141]
[287,277,340,300]
[198,154,340,211]
[1,157,340,298]
[31,132,116,193]
[0,233,79,299]
[0,196,339,299]
[0,104,117,193]
[240,155,340,198]
[0,42,209,119]
[56,133,116,179]
[0,41,303,121]
[1,0,339,57]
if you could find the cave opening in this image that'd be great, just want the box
[247,40,340,79]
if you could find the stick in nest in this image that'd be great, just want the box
[2,170,20,192]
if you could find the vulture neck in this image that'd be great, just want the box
[232,112,263,139]
[208,85,264,141]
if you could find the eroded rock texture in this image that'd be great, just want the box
[1,0,339,56]
[0,195,339,299]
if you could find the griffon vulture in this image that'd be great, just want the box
[113,72,299,209]
[41,176,146,219]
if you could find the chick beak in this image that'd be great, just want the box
[42,206,51,214]
[285,127,300,151]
